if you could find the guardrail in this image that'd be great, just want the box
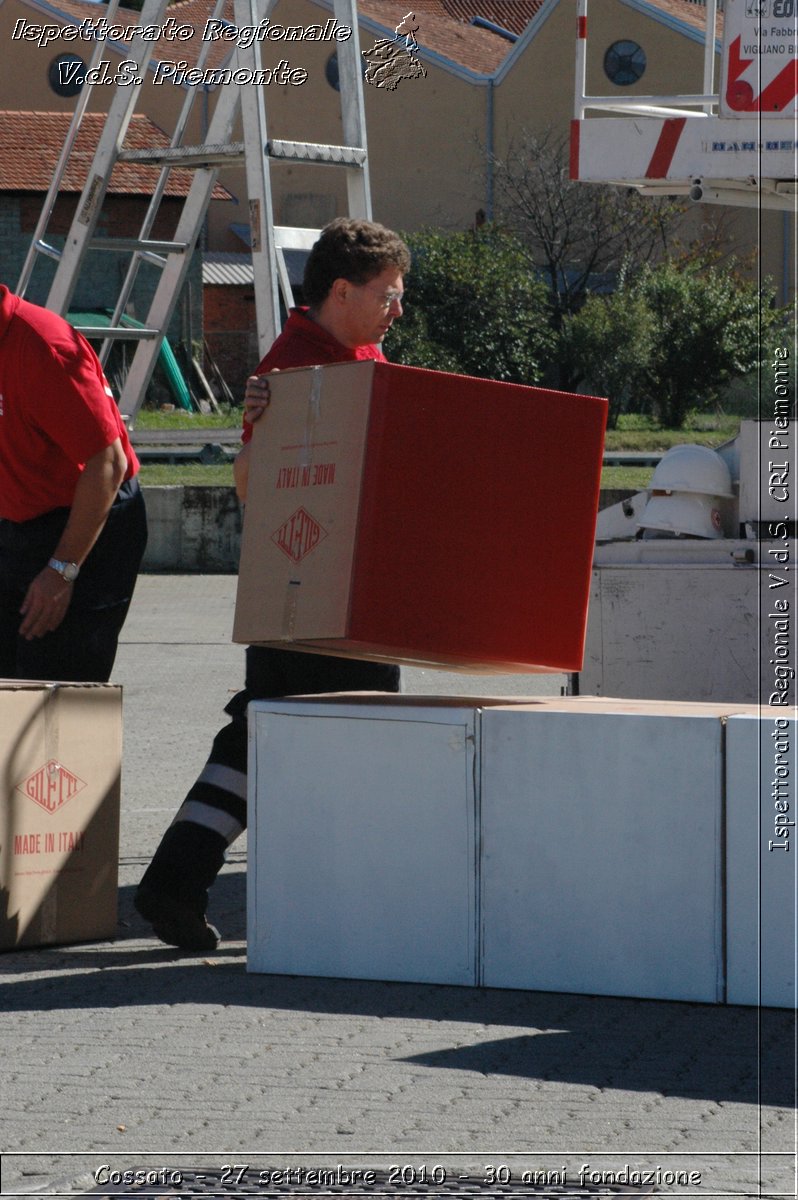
[131,431,662,468]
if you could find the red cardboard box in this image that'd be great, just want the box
[233,361,607,671]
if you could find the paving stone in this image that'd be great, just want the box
[1,576,793,1198]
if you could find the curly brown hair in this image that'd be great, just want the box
[302,218,410,307]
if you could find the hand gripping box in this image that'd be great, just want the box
[234,361,608,671]
[0,681,122,951]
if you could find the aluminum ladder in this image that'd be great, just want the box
[17,0,371,425]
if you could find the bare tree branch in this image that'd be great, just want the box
[492,129,685,315]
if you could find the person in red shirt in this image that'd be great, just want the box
[0,286,147,682]
[136,219,410,951]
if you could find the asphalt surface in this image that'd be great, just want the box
[0,576,795,1200]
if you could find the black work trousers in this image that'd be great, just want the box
[0,478,148,683]
[171,645,401,844]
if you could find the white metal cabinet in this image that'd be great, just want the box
[247,699,478,984]
[480,707,726,1002]
[578,541,763,702]
[725,714,797,1009]
[247,696,791,1007]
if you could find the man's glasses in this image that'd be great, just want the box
[361,284,404,310]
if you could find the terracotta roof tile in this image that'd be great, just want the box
[433,0,542,36]
[357,0,515,73]
[638,0,723,36]
[0,110,228,196]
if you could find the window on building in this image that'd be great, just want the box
[325,52,341,91]
[325,52,368,91]
[603,40,646,86]
[48,53,86,97]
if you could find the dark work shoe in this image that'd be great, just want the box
[134,885,220,952]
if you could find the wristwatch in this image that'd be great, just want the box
[48,558,80,583]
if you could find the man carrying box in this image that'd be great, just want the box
[136,219,411,951]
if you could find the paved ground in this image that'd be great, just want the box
[1,576,795,1200]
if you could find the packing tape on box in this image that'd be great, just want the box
[281,579,300,640]
[300,366,323,469]
[44,682,59,765]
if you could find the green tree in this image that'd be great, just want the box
[561,286,657,428]
[490,129,685,384]
[560,258,779,429]
[629,259,779,428]
[384,225,553,385]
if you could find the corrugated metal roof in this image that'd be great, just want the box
[203,248,310,287]
[203,254,254,286]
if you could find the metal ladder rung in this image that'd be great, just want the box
[90,238,188,254]
[117,143,246,167]
[267,140,367,166]
[72,326,160,340]
[90,238,189,268]
[28,0,371,425]
[119,141,368,169]
[274,226,324,250]
[33,237,187,267]
[32,240,63,263]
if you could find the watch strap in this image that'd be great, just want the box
[48,558,80,582]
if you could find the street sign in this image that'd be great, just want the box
[721,0,798,115]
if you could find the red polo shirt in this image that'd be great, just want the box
[0,286,138,522]
[241,308,386,444]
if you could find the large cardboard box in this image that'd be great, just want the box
[234,361,607,671]
[0,681,122,951]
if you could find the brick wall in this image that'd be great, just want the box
[204,283,260,400]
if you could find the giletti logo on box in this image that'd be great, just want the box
[272,507,327,563]
[16,760,86,814]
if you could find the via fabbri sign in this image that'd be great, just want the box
[721,0,798,114]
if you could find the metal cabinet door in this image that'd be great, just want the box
[726,714,796,1009]
[480,707,725,1002]
[247,700,478,985]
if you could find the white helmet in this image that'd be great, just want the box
[638,492,725,539]
[646,444,734,498]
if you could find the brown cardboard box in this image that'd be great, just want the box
[234,361,608,672]
[0,681,121,950]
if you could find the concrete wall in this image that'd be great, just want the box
[141,486,243,572]
[141,485,633,572]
